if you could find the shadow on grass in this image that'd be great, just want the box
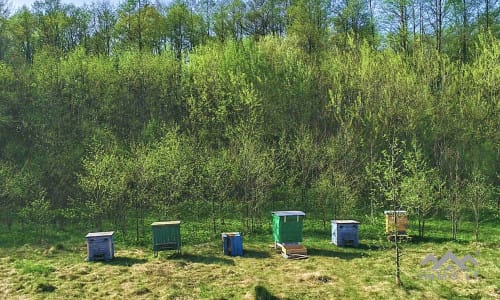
[176,253,235,266]
[402,280,423,293]
[356,243,386,251]
[255,285,279,300]
[242,249,272,259]
[96,256,148,266]
[307,247,364,260]
[410,235,470,245]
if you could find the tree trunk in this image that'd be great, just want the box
[136,201,140,242]
[474,208,479,242]
[393,209,401,286]
[436,0,443,53]
[485,0,490,32]
[461,0,468,62]
[421,218,425,239]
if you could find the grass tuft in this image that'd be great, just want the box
[13,260,55,276]
[133,286,151,295]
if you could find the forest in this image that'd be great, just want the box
[0,0,498,243]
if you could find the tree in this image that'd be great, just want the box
[383,0,412,52]
[332,0,375,45]
[446,0,479,62]
[8,7,37,64]
[213,0,246,42]
[465,168,494,242]
[245,0,287,38]
[0,162,42,230]
[400,140,441,238]
[290,126,321,212]
[286,0,330,53]
[88,0,116,56]
[165,1,205,59]
[0,0,10,61]
[18,193,53,239]
[114,0,169,53]
[78,136,130,232]
[141,128,194,219]
[231,127,276,232]
[199,148,234,233]
[371,136,405,286]
[33,0,71,52]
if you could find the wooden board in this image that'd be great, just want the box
[277,243,308,259]
[386,234,412,242]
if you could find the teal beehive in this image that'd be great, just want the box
[152,221,181,257]
[272,211,305,244]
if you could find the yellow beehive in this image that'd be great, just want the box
[384,210,408,235]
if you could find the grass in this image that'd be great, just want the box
[0,218,498,299]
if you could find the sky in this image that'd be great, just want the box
[8,0,122,12]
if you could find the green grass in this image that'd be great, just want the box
[0,218,498,299]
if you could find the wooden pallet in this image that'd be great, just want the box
[386,234,411,242]
[276,243,308,259]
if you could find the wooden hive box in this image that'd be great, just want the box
[331,220,360,247]
[151,221,181,257]
[384,210,408,235]
[85,231,114,261]
[280,243,307,259]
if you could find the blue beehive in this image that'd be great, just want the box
[85,231,114,261]
[331,220,360,247]
[222,232,243,256]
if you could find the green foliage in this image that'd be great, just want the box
[13,260,55,276]
[400,140,442,238]
[18,194,54,237]
[0,1,497,243]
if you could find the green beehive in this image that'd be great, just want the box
[151,221,181,257]
[272,211,306,244]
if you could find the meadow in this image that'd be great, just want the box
[0,217,498,299]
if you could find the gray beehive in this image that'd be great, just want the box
[85,231,114,261]
[331,220,360,247]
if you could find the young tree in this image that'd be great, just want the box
[0,0,10,61]
[290,126,321,213]
[383,0,412,52]
[88,0,116,56]
[200,148,234,233]
[18,193,54,239]
[78,137,130,232]
[164,1,205,59]
[400,140,441,238]
[213,0,246,42]
[332,0,374,45]
[7,7,37,64]
[286,0,330,54]
[465,168,494,242]
[371,136,405,286]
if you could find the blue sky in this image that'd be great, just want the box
[9,0,122,12]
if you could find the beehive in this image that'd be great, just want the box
[151,221,181,256]
[331,220,360,247]
[384,210,408,235]
[85,231,114,261]
[221,232,243,256]
[272,211,305,244]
